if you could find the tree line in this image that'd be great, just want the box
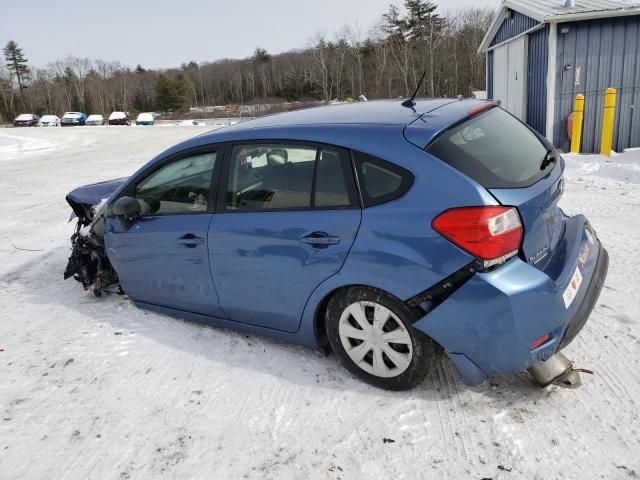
[0,1,494,122]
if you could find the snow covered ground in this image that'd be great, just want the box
[0,127,639,479]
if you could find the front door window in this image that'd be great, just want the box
[135,152,217,215]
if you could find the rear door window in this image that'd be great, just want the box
[225,143,357,211]
[426,107,552,188]
[315,149,353,208]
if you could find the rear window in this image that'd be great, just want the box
[426,108,552,189]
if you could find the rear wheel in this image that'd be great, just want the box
[325,286,441,390]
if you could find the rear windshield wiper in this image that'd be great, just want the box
[540,149,557,171]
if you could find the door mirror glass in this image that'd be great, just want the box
[112,196,141,220]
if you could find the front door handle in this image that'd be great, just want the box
[178,233,205,248]
[301,232,341,249]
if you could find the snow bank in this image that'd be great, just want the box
[564,149,640,184]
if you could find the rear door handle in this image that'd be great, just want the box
[178,233,205,248]
[301,232,341,249]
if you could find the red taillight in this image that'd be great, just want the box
[432,206,523,265]
[530,333,551,350]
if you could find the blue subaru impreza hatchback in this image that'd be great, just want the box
[64,99,608,390]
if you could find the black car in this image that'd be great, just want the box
[108,112,131,126]
[14,113,40,127]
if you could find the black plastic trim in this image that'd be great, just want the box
[405,260,482,314]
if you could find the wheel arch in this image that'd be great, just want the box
[308,283,425,351]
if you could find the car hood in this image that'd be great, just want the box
[66,177,127,221]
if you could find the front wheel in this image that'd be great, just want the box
[325,286,441,390]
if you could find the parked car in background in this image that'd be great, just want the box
[108,112,130,126]
[135,113,155,126]
[38,114,60,127]
[61,112,87,126]
[63,99,608,391]
[14,113,40,127]
[86,114,105,126]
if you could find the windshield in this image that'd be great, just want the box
[63,113,81,119]
[109,112,127,120]
[16,114,34,120]
[426,108,552,189]
[40,115,57,122]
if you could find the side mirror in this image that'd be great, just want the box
[112,196,141,220]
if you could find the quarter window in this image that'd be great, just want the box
[226,144,355,211]
[353,151,413,207]
[134,151,216,215]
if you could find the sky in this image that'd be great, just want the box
[2,0,498,70]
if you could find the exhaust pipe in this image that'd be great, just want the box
[527,352,589,388]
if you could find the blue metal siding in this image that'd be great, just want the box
[491,11,540,46]
[554,15,640,152]
[526,25,549,135]
[487,51,494,99]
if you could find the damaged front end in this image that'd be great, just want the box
[64,179,125,296]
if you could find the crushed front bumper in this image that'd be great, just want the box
[413,215,609,385]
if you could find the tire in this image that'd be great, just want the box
[325,286,441,390]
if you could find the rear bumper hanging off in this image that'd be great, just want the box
[411,215,608,386]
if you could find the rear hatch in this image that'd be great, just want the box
[426,106,565,270]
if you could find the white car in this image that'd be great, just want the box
[38,115,60,127]
[86,114,105,126]
[135,113,155,126]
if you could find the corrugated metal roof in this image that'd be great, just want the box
[505,0,640,21]
[479,0,640,51]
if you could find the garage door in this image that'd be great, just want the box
[492,36,528,121]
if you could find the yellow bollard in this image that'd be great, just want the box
[571,94,584,154]
[600,87,617,157]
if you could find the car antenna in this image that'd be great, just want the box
[402,71,427,108]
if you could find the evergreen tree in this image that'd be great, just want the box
[382,5,408,39]
[252,47,271,64]
[404,0,443,42]
[3,41,30,94]
[155,74,187,112]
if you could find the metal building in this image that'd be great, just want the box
[479,0,640,153]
